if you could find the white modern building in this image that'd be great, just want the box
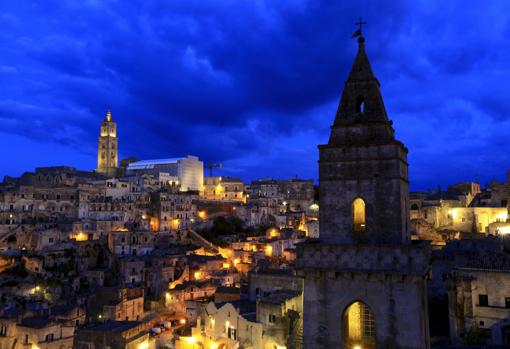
[126,155,203,192]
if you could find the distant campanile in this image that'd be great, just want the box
[96,110,118,177]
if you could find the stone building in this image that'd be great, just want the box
[249,179,315,212]
[86,286,145,322]
[118,256,146,285]
[448,253,510,345]
[102,287,145,322]
[96,110,119,177]
[410,183,508,236]
[0,314,75,349]
[256,290,303,349]
[234,198,279,226]
[177,301,262,349]
[248,269,303,302]
[107,230,154,256]
[74,320,152,349]
[126,156,204,192]
[296,34,431,348]
[149,190,198,231]
[202,176,246,201]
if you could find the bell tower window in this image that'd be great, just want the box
[352,197,366,233]
[355,95,365,113]
[344,301,376,349]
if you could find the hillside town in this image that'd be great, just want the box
[2,35,510,349]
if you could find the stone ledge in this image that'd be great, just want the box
[295,241,430,276]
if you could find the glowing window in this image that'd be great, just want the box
[352,198,366,233]
[344,301,376,349]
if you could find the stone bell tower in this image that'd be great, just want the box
[96,110,118,177]
[296,32,431,349]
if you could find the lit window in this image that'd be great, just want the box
[344,301,375,348]
[352,198,366,233]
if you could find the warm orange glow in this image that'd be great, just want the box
[233,258,240,266]
[223,263,230,269]
[180,319,186,324]
[198,211,206,219]
[344,301,375,349]
[298,223,308,235]
[70,232,88,241]
[265,245,273,256]
[137,341,149,349]
[184,336,196,343]
[498,226,510,235]
[194,271,202,280]
[150,217,159,231]
[352,198,366,233]
[268,228,279,238]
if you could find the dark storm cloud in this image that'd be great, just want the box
[1,0,510,189]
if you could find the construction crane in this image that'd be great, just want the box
[207,161,223,177]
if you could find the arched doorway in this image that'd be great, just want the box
[352,198,366,233]
[344,301,376,349]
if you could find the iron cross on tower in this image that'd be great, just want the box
[356,17,366,34]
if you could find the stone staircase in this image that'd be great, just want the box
[287,311,303,349]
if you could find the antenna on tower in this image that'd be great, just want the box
[207,161,223,177]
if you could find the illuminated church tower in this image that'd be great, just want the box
[97,110,118,177]
[297,31,431,348]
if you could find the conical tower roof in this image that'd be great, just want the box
[327,35,396,146]
[347,36,376,82]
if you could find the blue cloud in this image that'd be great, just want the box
[0,0,509,190]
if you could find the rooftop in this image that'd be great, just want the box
[425,190,463,201]
[259,290,302,305]
[127,158,183,170]
[460,252,510,272]
[86,320,142,333]
[216,286,241,295]
[215,300,256,317]
[19,316,54,329]
[251,268,295,276]
[173,280,216,291]
[187,254,225,264]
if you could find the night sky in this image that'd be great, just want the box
[1,1,510,190]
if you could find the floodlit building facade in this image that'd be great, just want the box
[126,156,204,192]
[177,301,263,349]
[202,176,245,201]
